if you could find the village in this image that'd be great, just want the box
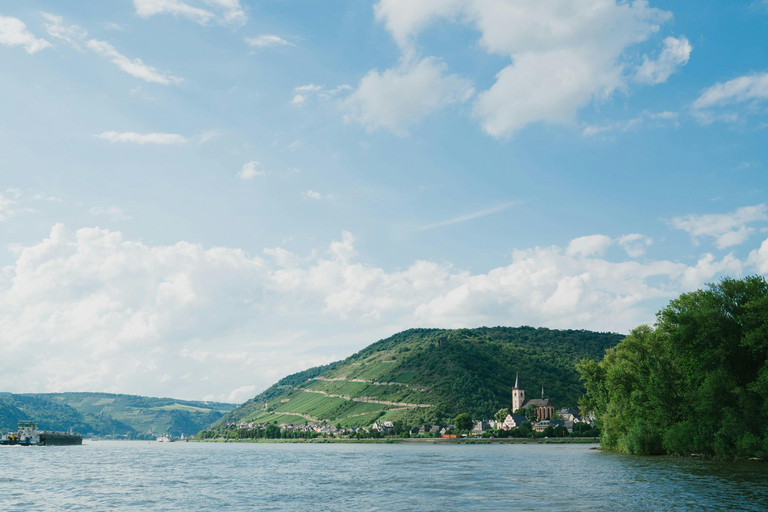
[200,374,599,441]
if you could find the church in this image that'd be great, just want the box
[511,372,554,421]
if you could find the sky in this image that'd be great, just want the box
[1,0,767,403]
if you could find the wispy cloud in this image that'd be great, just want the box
[246,35,293,48]
[89,206,132,220]
[692,72,768,123]
[94,131,190,144]
[133,0,245,25]
[415,203,517,231]
[42,13,182,85]
[669,204,768,248]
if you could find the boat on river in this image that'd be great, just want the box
[156,434,174,442]
[0,421,82,446]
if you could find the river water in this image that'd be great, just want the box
[1,441,767,511]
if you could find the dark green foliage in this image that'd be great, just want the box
[220,326,623,430]
[454,413,473,431]
[579,276,768,458]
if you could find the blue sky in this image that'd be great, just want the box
[1,0,767,401]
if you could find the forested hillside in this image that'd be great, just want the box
[216,326,623,430]
[0,392,235,438]
[578,276,768,459]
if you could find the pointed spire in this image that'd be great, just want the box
[514,372,519,388]
[541,386,544,400]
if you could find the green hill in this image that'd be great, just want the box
[214,326,623,430]
[0,392,236,438]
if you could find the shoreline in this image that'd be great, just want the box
[189,437,600,444]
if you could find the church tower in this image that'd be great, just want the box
[512,372,525,412]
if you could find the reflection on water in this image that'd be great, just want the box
[1,442,767,511]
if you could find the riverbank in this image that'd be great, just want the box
[191,437,600,444]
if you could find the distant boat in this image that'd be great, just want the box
[156,434,173,442]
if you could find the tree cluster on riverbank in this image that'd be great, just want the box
[578,276,768,458]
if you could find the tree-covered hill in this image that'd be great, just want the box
[215,326,623,430]
[0,392,235,438]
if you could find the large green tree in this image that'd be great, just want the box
[578,276,768,458]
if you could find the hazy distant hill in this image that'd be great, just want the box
[215,326,623,430]
[0,392,235,437]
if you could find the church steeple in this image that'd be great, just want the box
[512,372,525,412]
[541,387,544,400]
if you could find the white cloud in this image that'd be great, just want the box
[41,14,181,85]
[582,110,678,138]
[415,203,514,231]
[94,131,189,144]
[692,72,768,122]
[305,190,322,200]
[286,140,304,152]
[0,191,22,222]
[237,161,264,180]
[370,0,679,137]
[617,234,653,258]
[86,39,182,85]
[635,36,692,85]
[41,12,87,49]
[246,35,292,48]
[133,0,245,25]
[0,15,51,54]
[89,207,132,221]
[670,204,768,249]
[0,225,758,399]
[566,235,614,258]
[292,84,353,107]
[342,57,474,133]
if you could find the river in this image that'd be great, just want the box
[1,441,767,511]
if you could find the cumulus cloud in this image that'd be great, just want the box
[246,35,292,48]
[635,36,692,85]
[0,15,51,54]
[670,204,768,249]
[133,0,245,25]
[368,0,681,137]
[237,161,265,180]
[94,131,190,144]
[305,190,322,200]
[342,57,474,133]
[692,72,768,123]
[0,225,759,400]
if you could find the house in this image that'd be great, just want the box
[439,425,456,436]
[557,408,582,422]
[532,419,565,433]
[429,425,441,434]
[470,420,492,435]
[501,414,529,430]
[409,427,420,435]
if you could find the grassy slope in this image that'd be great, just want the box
[216,326,623,429]
[0,392,236,437]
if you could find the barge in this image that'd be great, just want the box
[0,421,83,446]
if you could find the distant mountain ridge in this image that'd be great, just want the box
[0,392,235,437]
[214,326,623,430]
